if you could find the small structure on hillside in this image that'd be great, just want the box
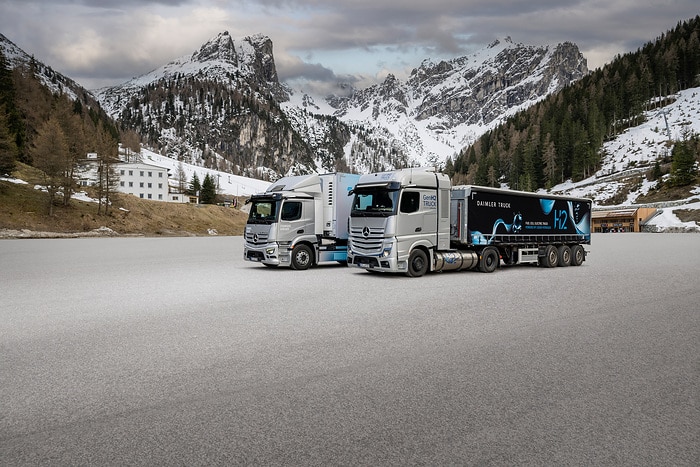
[592,207,659,232]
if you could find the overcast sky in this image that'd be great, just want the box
[1,0,697,91]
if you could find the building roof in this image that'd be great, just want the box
[592,209,637,219]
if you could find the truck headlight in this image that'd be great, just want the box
[266,247,276,254]
[382,247,392,257]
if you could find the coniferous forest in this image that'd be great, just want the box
[447,16,700,191]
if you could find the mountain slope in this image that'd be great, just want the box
[95,32,330,179]
[0,33,101,108]
[549,87,700,203]
[92,32,587,178]
[284,38,587,170]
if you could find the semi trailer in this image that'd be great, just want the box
[244,173,360,269]
[347,167,591,277]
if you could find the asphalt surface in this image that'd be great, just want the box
[1,234,698,465]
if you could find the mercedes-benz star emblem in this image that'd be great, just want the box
[362,226,370,238]
[253,233,259,243]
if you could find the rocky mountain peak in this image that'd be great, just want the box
[238,34,279,86]
[190,31,238,65]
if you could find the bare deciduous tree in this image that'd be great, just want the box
[121,129,141,162]
[95,125,120,215]
[32,116,69,215]
[176,161,187,194]
[56,99,86,206]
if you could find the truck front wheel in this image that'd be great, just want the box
[479,247,499,273]
[407,249,429,277]
[291,244,313,270]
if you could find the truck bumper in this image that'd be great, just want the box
[347,251,405,273]
[244,242,292,267]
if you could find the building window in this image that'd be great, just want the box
[148,171,152,177]
[158,194,163,200]
[148,194,152,199]
[148,183,152,188]
[159,173,163,178]
[158,183,163,189]
[173,196,179,201]
[140,193,144,198]
[120,181,125,187]
[140,171,144,176]
[129,181,133,187]
[120,170,125,175]
[129,170,133,176]
[139,182,144,188]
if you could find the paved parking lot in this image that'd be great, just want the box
[1,233,698,465]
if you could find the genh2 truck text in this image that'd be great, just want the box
[347,168,591,277]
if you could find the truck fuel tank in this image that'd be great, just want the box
[433,250,479,272]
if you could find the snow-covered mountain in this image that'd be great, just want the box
[285,38,587,170]
[91,32,586,178]
[0,33,92,103]
[94,31,326,179]
[96,31,288,117]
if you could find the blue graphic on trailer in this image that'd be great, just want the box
[470,198,591,245]
[470,213,523,245]
[540,199,556,215]
[568,201,591,239]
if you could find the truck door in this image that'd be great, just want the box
[398,189,438,245]
[278,200,313,242]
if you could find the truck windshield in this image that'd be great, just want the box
[247,199,279,224]
[351,188,399,216]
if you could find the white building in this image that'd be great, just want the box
[78,148,196,203]
[116,162,170,202]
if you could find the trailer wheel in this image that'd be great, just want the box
[479,247,499,273]
[557,245,572,267]
[291,244,313,270]
[540,245,559,268]
[407,249,429,277]
[571,244,585,266]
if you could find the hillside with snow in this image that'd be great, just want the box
[138,148,271,197]
[546,87,700,231]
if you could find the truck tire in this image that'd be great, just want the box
[291,244,313,270]
[407,249,429,277]
[479,247,499,273]
[571,244,585,266]
[540,245,559,268]
[557,245,572,267]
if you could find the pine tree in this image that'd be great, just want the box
[0,110,17,175]
[0,50,25,164]
[189,172,201,197]
[669,137,698,186]
[200,173,216,204]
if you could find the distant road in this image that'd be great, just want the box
[1,234,698,465]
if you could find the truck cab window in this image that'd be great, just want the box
[400,191,420,213]
[249,200,278,223]
[281,201,302,221]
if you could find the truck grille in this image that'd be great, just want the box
[350,226,384,254]
[244,231,269,245]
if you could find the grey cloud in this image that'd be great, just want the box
[1,0,698,89]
